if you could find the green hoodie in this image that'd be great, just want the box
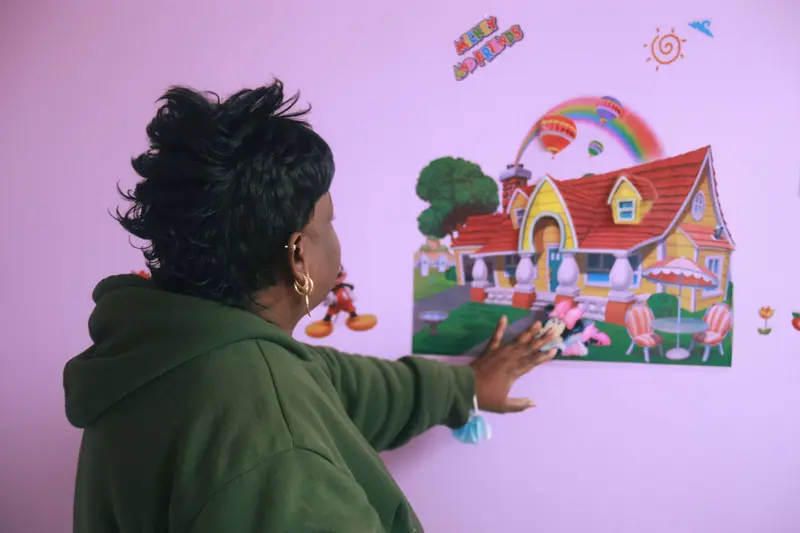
[64,275,475,533]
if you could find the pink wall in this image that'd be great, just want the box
[2,0,800,531]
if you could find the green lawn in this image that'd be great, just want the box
[413,269,457,301]
[413,303,733,366]
[412,302,531,355]
[575,292,735,367]
[571,315,733,367]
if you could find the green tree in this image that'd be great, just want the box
[415,157,499,239]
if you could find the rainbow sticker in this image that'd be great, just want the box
[513,96,664,164]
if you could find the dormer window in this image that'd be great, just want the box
[617,199,636,221]
[606,175,642,224]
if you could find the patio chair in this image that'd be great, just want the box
[689,303,732,363]
[624,304,663,363]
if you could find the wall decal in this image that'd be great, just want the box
[688,20,714,39]
[758,306,774,335]
[454,16,525,81]
[792,312,800,331]
[411,95,735,367]
[537,301,611,357]
[644,28,687,71]
[305,265,378,339]
[588,140,605,158]
[513,96,663,165]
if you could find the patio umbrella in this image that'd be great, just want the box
[642,256,719,349]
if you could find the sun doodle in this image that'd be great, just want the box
[644,27,687,71]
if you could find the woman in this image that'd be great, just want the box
[63,81,556,533]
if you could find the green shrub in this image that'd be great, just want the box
[647,293,679,319]
[725,281,734,305]
[444,266,457,281]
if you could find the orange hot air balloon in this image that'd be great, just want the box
[538,114,578,158]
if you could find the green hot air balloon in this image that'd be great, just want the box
[588,140,604,157]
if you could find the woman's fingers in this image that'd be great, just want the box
[516,321,542,344]
[486,315,508,353]
[528,328,555,352]
[501,397,537,413]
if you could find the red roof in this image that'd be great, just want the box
[554,146,713,249]
[453,146,733,253]
[679,223,734,251]
[452,213,517,254]
[455,147,733,253]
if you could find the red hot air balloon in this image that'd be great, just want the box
[538,114,578,158]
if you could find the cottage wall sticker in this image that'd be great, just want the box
[305,265,378,339]
[454,16,525,81]
[411,95,735,367]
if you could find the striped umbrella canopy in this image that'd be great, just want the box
[643,256,719,288]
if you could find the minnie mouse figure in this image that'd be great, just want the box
[305,265,378,339]
[536,300,611,356]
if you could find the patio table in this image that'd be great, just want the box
[652,317,707,361]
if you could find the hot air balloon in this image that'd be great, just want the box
[538,114,577,159]
[588,140,604,157]
[596,96,622,125]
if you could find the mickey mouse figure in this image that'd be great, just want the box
[305,265,378,339]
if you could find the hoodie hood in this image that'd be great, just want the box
[64,274,294,428]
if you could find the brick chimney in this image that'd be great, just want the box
[499,163,532,212]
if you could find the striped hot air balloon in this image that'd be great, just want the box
[596,96,622,125]
[538,114,577,158]
[588,140,604,157]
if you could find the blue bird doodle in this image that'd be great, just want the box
[688,20,714,38]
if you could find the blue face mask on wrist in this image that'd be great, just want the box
[452,396,492,444]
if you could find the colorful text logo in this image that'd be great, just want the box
[453,16,524,81]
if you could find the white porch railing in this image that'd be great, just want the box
[574,296,607,321]
[532,292,556,311]
[485,287,514,305]
[478,289,649,323]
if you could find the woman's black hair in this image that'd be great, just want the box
[114,80,335,309]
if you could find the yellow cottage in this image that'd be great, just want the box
[450,146,735,325]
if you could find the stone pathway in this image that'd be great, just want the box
[463,313,539,356]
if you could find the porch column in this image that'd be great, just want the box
[511,253,537,309]
[555,252,580,306]
[605,252,637,325]
[470,256,489,302]
[655,242,666,293]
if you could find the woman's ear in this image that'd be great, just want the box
[286,232,307,281]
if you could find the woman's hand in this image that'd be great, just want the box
[470,316,557,413]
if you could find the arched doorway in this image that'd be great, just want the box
[532,216,562,293]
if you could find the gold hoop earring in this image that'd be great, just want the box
[293,274,314,317]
